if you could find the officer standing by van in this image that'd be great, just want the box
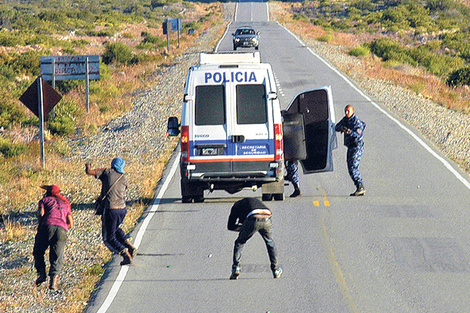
[335,105,366,196]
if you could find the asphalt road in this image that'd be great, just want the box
[86,2,470,312]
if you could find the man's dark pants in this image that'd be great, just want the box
[33,225,67,277]
[233,216,278,271]
[102,208,127,254]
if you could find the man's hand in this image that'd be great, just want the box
[341,126,351,134]
[85,163,97,176]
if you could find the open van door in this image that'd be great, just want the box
[285,86,337,173]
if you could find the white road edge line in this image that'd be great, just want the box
[96,152,181,313]
[277,21,470,191]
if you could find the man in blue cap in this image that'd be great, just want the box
[85,158,136,265]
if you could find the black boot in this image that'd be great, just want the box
[35,272,47,287]
[350,185,365,196]
[124,239,137,258]
[120,249,132,266]
[290,183,302,197]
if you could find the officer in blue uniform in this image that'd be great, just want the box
[335,105,366,196]
[285,160,301,197]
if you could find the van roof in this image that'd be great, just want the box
[199,52,261,65]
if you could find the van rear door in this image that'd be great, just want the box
[189,83,230,174]
[285,86,337,173]
[230,81,274,173]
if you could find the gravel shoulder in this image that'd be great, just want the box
[1,2,469,312]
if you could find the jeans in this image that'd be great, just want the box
[33,225,68,277]
[233,216,278,271]
[102,208,127,254]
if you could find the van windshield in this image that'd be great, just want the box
[195,85,226,125]
[236,84,267,124]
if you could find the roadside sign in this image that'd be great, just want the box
[162,18,182,52]
[40,55,100,81]
[40,55,100,112]
[19,77,62,168]
[19,77,62,117]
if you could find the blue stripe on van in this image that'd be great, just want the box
[190,139,274,156]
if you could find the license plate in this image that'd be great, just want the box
[202,148,218,155]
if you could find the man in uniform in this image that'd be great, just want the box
[335,105,366,196]
[227,197,282,279]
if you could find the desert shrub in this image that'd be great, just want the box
[409,43,465,76]
[3,50,42,77]
[55,80,82,95]
[349,46,370,57]
[349,0,375,11]
[102,42,139,65]
[48,115,75,136]
[47,99,82,136]
[368,38,415,64]
[317,34,332,43]
[0,139,29,158]
[0,31,25,46]
[447,66,470,87]
[0,101,34,129]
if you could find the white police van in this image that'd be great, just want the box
[168,52,336,203]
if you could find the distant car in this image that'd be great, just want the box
[232,26,260,50]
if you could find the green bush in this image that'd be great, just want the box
[48,115,75,136]
[317,34,332,43]
[0,31,25,46]
[0,139,29,158]
[447,66,470,87]
[349,46,370,57]
[46,99,82,136]
[368,38,415,64]
[102,42,138,65]
[0,101,33,129]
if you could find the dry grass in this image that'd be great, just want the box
[270,2,470,114]
[0,215,30,242]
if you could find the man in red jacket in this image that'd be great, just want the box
[33,184,74,290]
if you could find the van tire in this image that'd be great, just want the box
[273,193,284,201]
[182,196,193,203]
[194,196,205,203]
[262,194,273,201]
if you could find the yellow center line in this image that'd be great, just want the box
[322,189,330,207]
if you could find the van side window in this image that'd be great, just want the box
[195,85,226,125]
[236,84,267,124]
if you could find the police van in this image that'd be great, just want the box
[168,52,336,203]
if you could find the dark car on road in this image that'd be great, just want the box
[232,26,259,50]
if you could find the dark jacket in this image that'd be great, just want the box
[335,114,366,148]
[227,198,272,232]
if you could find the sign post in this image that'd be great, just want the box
[37,78,45,168]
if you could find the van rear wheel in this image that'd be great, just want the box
[182,196,193,203]
[262,194,273,201]
[194,195,205,203]
[273,193,284,201]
